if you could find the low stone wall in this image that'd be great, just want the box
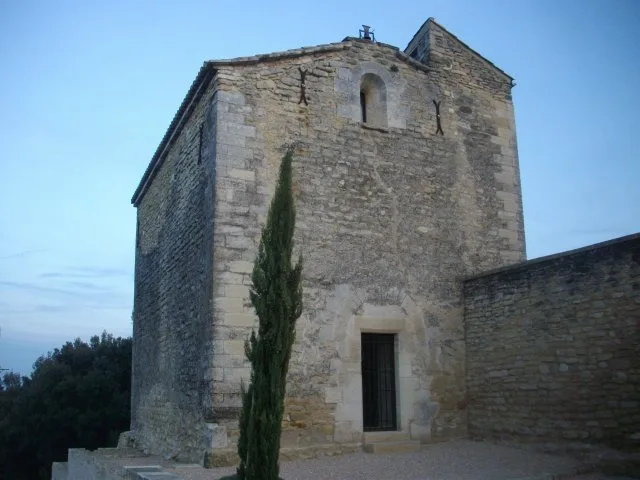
[66,449,128,479]
[51,462,68,480]
[464,233,640,450]
[63,448,184,480]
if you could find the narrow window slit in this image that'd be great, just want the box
[197,124,204,165]
[360,91,367,123]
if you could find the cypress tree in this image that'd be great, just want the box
[236,147,303,480]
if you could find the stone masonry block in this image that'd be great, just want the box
[224,340,246,355]
[325,386,342,404]
[216,297,244,314]
[224,284,250,298]
[218,135,246,148]
[228,169,256,181]
[226,235,255,250]
[225,313,258,327]
[225,124,256,138]
[218,272,244,284]
[225,367,252,383]
[206,423,229,449]
[217,90,245,106]
[497,191,520,212]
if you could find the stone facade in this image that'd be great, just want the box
[131,18,525,463]
[464,234,640,450]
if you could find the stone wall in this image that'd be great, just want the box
[464,233,640,449]
[131,74,218,462]
[207,28,524,451]
[65,449,127,480]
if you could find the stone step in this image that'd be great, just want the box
[362,431,420,455]
[124,465,163,479]
[363,441,421,454]
[362,431,411,444]
[124,465,183,479]
[136,473,183,480]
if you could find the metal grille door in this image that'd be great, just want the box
[361,333,397,431]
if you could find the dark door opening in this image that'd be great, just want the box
[361,333,397,432]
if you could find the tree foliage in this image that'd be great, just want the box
[235,148,303,480]
[0,332,131,480]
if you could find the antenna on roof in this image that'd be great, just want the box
[359,25,375,42]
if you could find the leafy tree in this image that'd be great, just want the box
[233,148,303,480]
[0,332,131,480]
[0,371,24,391]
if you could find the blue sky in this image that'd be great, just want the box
[1,0,638,375]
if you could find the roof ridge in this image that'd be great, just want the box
[205,41,350,66]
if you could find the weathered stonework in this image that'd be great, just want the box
[131,67,217,460]
[464,234,640,450]
[131,18,525,463]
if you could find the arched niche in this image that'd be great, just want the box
[335,61,407,129]
[359,73,387,128]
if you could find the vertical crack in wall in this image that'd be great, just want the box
[365,147,406,282]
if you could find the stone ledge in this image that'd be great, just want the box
[354,316,406,332]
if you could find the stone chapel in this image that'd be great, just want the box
[130,17,525,463]
[129,17,639,466]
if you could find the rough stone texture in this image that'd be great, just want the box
[131,71,218,462]
[131,18,525,463]
[59,448,186,480]
[464,234,640,450]
[66,449,128,479]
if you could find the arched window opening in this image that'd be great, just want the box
[359,73,387,128]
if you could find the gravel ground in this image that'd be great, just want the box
[168,440,635,480]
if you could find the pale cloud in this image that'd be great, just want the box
[0,262,133,343]
[0,249,47,260]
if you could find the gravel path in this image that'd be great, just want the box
[169,440,628,480]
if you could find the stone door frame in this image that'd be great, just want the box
[334,316,410,442]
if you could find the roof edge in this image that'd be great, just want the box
[464,232,640,282]
[403,17,431,52]
[406,17,514,82]
[207,41,350,66]
[131,63,216,206]
[206,39,428,74]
